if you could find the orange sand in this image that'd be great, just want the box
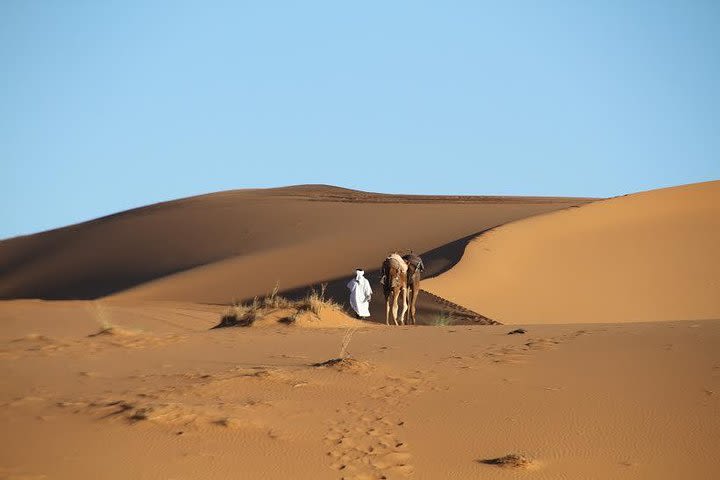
[1,183,718,479]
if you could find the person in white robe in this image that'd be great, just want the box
[347,269,372,318]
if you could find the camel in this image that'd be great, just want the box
[380,254,408,326]
[402,253,424,325]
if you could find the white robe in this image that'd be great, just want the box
[347,271,372,318]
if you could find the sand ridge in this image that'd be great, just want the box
[0,185,591,325]
[424,180,720,324]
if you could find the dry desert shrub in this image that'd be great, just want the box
[217,282,345,328]
[433,310,457,326]
[479,453,533,469]
[312,328,369,372]
[87,301,140,337]
[338,327,356,358]
[262,282,292,309]
[218,299,260,327]
[296,283,342,316]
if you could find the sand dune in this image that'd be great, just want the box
[0,300,718,479]
[0,185,590,323]
[1,182,719,479]
[424,180,720,324]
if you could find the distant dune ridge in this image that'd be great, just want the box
[2,181,718,325]
[424,180,720,324]
[0,185,590,323]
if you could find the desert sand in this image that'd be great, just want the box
[0,185,591,323]
[424,181,720,324]
[1,183,719,479]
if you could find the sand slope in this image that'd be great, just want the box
[424,181,720,324]
[1,300,718,479]
[0,185,590,323]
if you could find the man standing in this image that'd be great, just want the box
[347,268,372,319]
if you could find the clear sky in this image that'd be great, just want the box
[1,1,719,239]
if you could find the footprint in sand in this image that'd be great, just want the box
[482,329,592,365]
[325,409,412,479]
[323,375,428,478]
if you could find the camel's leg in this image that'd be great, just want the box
[385,297,390,326]
[399,287,408,325]
[403,287,408,325]
[409,285,418,325]
[406,285,413,325]
[414,284,420,324]
[391,289,400,326]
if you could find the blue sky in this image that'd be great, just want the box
[1,1,719,239]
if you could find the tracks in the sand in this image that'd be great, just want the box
[324,374,428,479]
[419,290,500,325]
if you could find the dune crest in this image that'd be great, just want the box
[0,185,590,324]
[424,181,720,324]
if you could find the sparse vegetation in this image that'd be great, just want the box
[338,327,356,358]
[479,453,533,469]
[262,282,292,309]
[218,300,259,327]
[312,328,367,371]
[216,282,345,328]
[90,302,113,330]
[88,301,140,336]
[507,328,527,335]
[129,407,152,422]
[296,283,341,316]
[433,311,456,326]
[277,312,299,325]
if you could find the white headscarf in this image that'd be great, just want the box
[355,269,364,282]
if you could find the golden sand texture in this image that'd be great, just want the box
[425,181,720,324]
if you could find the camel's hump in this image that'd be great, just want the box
[386,253,408,273]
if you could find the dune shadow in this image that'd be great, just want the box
[260,231,497,325]
[0,263,219,300]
